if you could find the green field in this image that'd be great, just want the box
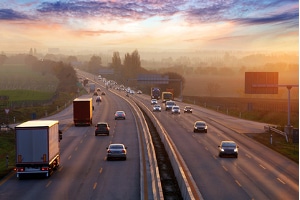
[0,64,58,92]
[0,90,53,101]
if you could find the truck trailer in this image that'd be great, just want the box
[73,98,93,126]
[151,87,161,100]
[15,120,61,179]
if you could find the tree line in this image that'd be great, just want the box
[0,54,78,94]
[78,49,185,97]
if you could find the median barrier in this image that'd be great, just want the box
[134,99,203,200]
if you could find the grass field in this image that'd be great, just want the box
[0,90,53,101]
[0,64,58,92]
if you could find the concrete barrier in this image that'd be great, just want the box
[135,99,203,200]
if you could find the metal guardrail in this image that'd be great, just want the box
[264,125,288,142]
[135,98,203,200]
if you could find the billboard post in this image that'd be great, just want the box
[245,72,298,141]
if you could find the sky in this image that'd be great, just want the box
[0,0,299,54]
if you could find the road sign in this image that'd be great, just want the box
[245,72,278,94]
[137,74,169,84]
[99,68,114,75]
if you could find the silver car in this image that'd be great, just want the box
[153,105,162,112]
[115,111,126,120]
[106,144,127,160]
[171,106,180,114]
[151,99,158,105]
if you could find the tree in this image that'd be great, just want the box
[88,55,102,73]
[0,54,7,66]
[111,52,121,70]
[52,62,78,93]
[67,56,78,64]
[110,51,122,82]
[123,50,142,86]
[161,72,185,98]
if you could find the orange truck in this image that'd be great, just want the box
[73,98,93,126]
[162,88,174,103]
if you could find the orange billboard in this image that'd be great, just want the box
[245,72,278,94]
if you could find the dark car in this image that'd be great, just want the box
[165,100,176,111]
[193,121,207,133]
[218,141,239,158]
[184,106,192,113]
[115,111,126,120]
[106,143,127,160]
[95,122,110,136]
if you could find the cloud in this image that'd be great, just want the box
[0,8,30,20]
[36,0,182,20]
[235,10,299,26]
[184,0,299,26]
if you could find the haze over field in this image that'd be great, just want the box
[0,0,298,54]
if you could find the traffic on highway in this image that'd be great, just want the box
[0,71,298,200]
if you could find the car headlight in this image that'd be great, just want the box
[234,148,238,152]
[221,149,224,152]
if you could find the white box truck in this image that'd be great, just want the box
[15,120,61,179]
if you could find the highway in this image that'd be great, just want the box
[0,72,298,200]
[0,87,143,200]
[132,92,299,200]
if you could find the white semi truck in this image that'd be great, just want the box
[15,120,61,179]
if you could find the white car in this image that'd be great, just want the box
[171,106,180,114]
[151,99,158,105]
[153,105,162,112]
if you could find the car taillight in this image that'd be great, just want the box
[122,150,126,153]
[41,167,49,171]
[107,150,111,153]
[17,167,25,172]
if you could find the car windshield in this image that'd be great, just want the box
[222,143,236,147]
[110,145,123,149]
[98,124,107,127]
[116,111,124,115]
[196,122,205,126]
